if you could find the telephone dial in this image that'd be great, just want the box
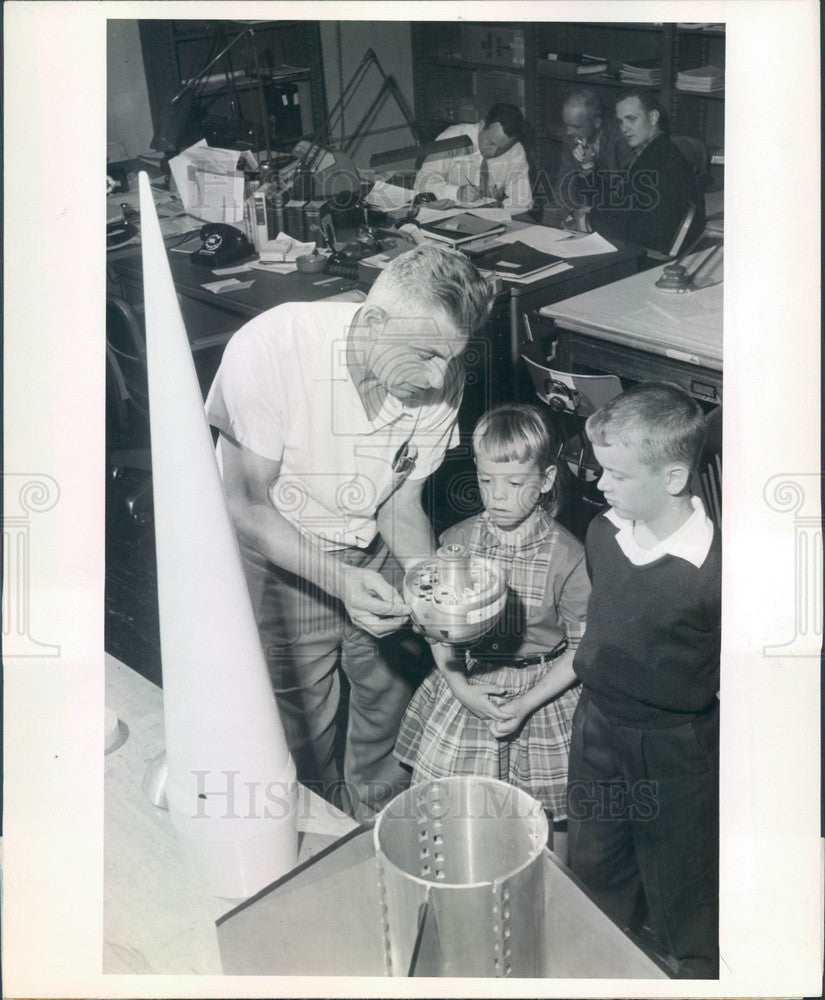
[191,223,256,268]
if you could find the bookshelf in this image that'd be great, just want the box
[410,21,725,203]
[138,20,328,155]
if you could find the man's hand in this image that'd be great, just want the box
[456,181,483,204]
[572,139,596,172]
[339,566,410,637]
[564,206,592,233]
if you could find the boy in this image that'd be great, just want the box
[567,382,720,979]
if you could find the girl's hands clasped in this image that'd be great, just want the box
[429,642,516,725]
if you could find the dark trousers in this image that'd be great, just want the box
[567,688,719,979]
[239,537,426,822]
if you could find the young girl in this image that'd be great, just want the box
[395,404,590,859]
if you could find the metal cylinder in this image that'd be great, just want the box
[374,777,548,976]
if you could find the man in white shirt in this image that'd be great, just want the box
[413,103,533,214]
[205,244,491,820]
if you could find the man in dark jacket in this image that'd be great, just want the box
[586,89,705,255]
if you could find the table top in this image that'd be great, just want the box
[539,249,723,371]
[109,211,642,323]
[104,655,667,979]
[104,654,358,975]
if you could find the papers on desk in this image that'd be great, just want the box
[365,181,415,211]
[549,231,618,258]
[169,140,246,224]
[496,225,617,258]
[415,205,512,225]
[246,232,317,273]
[201,278,255,295]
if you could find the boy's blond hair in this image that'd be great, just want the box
[586,382,707,473]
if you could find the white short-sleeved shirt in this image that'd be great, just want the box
[205,301,462,550]
[413,122,533,213]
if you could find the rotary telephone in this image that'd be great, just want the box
[190,223,256,268]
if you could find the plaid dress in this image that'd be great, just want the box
[395,509,590,819]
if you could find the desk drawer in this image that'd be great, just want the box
[553,327,722,405]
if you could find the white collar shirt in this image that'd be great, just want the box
[605,495,715,568]
[413,121,533,213]
[206,301,462,550]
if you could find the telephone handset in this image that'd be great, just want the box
[190,223,256,268]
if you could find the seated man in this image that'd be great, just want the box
[413,103,533,214]
[579,89,705,255]
[552,87,634,212]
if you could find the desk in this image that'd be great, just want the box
[105,656,668,979]
[537,255,723,404]
[104,654,358,974]
[539,252,723,404]
[107,225,642,405]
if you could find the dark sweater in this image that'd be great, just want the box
[573,512,721,727]
[588,134,704,255]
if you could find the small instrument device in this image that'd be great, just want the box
[403,544,506,644]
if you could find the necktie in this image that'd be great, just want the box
[478,156,490,199]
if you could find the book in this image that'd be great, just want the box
[419,212,506,247]
[471,240,567,279]
[542,52,609,79]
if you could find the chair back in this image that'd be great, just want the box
[693,405,722,525]
[521,355,623,417]
[106,296,149,418]
[670,134,710,193]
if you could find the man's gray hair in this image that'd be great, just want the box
[565,87,603,120]
[370,243,492,335]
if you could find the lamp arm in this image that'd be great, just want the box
[170,25,248,105]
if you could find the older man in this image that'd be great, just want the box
[552,87,633,212]
[205,244,491,820]
[414,103,533,213]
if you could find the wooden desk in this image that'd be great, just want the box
[104,654,358,975]
[537,254,723,404]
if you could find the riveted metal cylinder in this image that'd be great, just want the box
[374,776,548,976]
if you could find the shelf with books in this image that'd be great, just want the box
[411,21,723,211]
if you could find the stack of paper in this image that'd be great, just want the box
[248,233,317,273]
[676,65,725,93]
[619,58,662,86]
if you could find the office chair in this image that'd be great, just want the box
[670,135,711,196]
[106,295,153,523]
[522,352,623,534]
[692,405,722,526]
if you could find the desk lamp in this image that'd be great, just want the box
[137,172,298,900]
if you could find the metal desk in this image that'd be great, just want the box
[537,254,723,404]
[107,226,643,405]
